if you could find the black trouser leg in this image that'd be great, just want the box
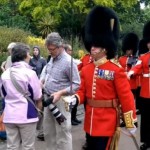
[135,87,141,110]
[140,97,150,145]
[86,133,109,150]
[71,106,77,120]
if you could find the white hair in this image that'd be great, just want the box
[7,42,16,50]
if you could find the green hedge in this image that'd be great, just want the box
[0,26,31,53]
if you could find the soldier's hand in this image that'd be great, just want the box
[127,71,134,80]
[127,122,138,135]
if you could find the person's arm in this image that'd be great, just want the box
[29,71,42,110]
[115,68,137,129]
[128,57,143,79]
[40,65,47,85]
[36,98,42,110]
[1,61,6,72]
[42,58,47,68]
[65,61,81,94]
[29,71,42,100]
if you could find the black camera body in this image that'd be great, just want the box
[43,95,54,107]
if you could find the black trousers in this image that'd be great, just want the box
[71,106,77,120]
[140,97,150,144]
[86,133,109,150]
[135,87,141,110]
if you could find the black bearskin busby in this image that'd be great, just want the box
[122,32,139,56]
[143,21,150,44]
[138,39,148,55]
[139,21,150,54]
[82,6,119,59]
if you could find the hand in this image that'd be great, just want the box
[51,91,63,103]
[1,67,5,72]
[127,122,138,135]
[127,71,134,80]
[127,127,137,135]
[56,114,67,125]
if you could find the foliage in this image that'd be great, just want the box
[0,26,30,53]
[14,0,139,37]
[0,1,30,30]
[37,15,59,38]
[1,0,150,59]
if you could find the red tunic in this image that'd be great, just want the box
[119,56,137,90]
[78,54,93,71]
[130,52,150,98]
[75,59,137,136]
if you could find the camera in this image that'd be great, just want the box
[43,95,54,107]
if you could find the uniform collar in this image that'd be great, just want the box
[94,56,108,66]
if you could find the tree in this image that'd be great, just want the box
[15,0,139,37]
[0,1,30,30]
[37,15,59,38]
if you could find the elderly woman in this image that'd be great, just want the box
[1,42,16,72]
[1,43,42,150]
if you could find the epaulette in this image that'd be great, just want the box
[80,53,90,60]
[143,51,150,56]
[110,59,122,68]
[119,55,126,59]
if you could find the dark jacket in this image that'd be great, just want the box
[29,47,46,78]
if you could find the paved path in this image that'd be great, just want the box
[0,105,147,150]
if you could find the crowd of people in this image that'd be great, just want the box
[0,5,150,150]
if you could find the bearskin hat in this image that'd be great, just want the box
[138,39,148,55]
[122,32,139,56]
[139,21,150,54]
[143,21,150,43]
[82,6,119,59]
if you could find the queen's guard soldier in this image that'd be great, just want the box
[67,6,137,150]
[119,33,139,95]
[128,21,150,150]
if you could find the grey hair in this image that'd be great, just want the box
[45,32,63,47]
[63,44,72,51]
[7,42,16,50]
[11,43,30,63]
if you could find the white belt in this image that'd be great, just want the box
[143,73,150,77]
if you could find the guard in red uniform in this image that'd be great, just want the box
[69,6,137,150]
[78,54,93,71]
[119,33,139,95]
[135,39,147,115]
[128,21,150,150]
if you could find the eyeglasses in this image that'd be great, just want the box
[48,46,58,51]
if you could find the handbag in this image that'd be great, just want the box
[9,68,42,115]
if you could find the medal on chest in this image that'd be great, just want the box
[97,69,114,80]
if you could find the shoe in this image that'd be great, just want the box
[37,135,45,141]
[136,110,141,115]
[71,120,79,126]
[82,142,88,150]
[140,143,150,150]
[73,118,82,124]
[120,122,126,127]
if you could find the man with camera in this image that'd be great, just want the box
[42,32,80,150]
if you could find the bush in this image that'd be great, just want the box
[0,26,30,53]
